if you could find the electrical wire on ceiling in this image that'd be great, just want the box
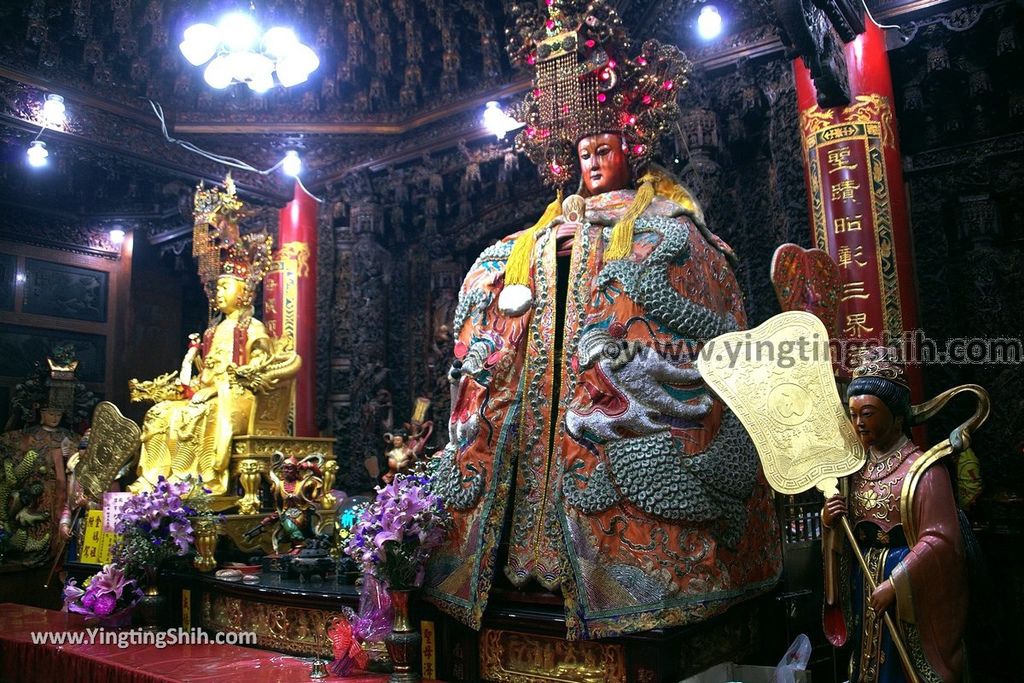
[862,0,904,32]
[148,99,323,203]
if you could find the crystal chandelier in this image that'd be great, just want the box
[179,11,319,92]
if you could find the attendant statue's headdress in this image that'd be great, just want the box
[6,344,96,429]
[45,355,79,414]
[192,174,274,310]
[847,346,911,426]
[502,0,692,288]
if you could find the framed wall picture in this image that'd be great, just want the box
[22,258,108,322]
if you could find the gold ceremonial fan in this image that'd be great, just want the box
[696,310,864,496]
[76,401,142,505]
[46,401,141,588]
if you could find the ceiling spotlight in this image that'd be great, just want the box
[43,94,66,125]
[482,101,523,139]
[27,140,49,167]
[282,150,302,177]
[181,13,319,91]
[697,6,724,41]
[109,228,126,245]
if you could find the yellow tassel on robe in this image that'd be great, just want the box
[505,190,563,286]
[605,174,655,261]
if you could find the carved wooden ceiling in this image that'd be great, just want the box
[0,0,976,241]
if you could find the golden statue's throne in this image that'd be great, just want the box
[227,339,336,516]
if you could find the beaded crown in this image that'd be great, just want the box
[851,346,909,388]
[192,175,273,308]
[506,0,692,186]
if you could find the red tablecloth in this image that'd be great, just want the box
[0,603,391,683]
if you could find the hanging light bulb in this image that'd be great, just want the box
[179,23,220,66]
[203,55,234,89]
[697,6,724,41]
[275,43,319,87]
[27,140,49,167]
[109,227,126,245]
[262,27,298,59]
[220,12,261,52]
[282,150,302,177]
[248,71,275,93]
[42,94,66,125]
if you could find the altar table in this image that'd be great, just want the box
[0,603,391,683]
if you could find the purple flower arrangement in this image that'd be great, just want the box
[63,477,205,622]
[344,474,450,589]
[63,563,143,624]
[113,477,197,575]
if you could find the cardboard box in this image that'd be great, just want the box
[680,662,811,683]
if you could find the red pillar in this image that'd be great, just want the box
[263,181,319,436]
[794,19,924,403]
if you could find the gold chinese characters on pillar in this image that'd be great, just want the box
[800,95,904,370]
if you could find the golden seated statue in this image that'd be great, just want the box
[126,179,335,528]
[129,270,301,496]
[127,177,295,497]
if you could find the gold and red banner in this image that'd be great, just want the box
[802,96,900,351]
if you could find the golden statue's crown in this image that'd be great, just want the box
[192,174,273,309]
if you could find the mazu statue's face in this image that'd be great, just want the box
[577,133,630,195]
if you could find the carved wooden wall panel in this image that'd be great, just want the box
[0,238,132,426]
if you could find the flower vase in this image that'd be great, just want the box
[384,588,421,683]
[134,569,166,631]
[192,516,219,572]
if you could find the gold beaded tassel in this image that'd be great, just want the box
[504,39,581,290]
[192,183,220,296]
[580,69,599,140]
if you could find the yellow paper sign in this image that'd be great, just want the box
[79,509,118,565]
[182,589,192,629]
[421,620,436,679]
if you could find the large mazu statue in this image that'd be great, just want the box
[127,177,301,498]
[425,0,782,640]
